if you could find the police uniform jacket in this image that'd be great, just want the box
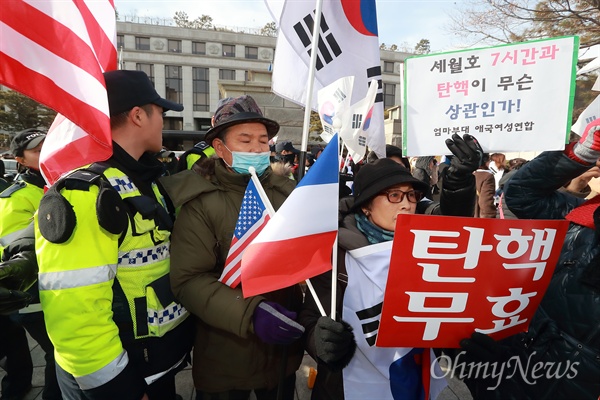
[35,144,192,400]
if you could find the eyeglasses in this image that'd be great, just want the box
[378,189,423,204]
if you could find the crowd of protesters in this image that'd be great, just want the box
[0,71,599,400]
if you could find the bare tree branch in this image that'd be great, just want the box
[447,0,600,47]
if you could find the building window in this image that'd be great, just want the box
[135,36,150,51]
[117,34,125,50]
[163,117,183,131]
[245,46,258,59]
[165,65,182,104]
[193,67,209,112]
[384,61,394,73]
[384,83,396,109]
[136,63,154,85]
[219,69,235,80]
[222,44,235,57]
[168,39,182,53]
[194,118,212,131]
[192,41,206,55]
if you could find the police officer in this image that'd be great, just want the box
[174,140,215,173]
[0,129,46,257]
[34,70,193,400]
[174,97,234,174]
[0,129,50,400]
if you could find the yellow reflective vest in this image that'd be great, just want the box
[0,173,44,258]
[35,163,190,396]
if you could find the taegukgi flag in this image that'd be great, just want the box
[265,0,386,159]
[338,79,379,162]
[318,75,355,137]
[0,0,116,185]
[571,93,599,137]
[343,241,447,400]
[241,134,340,298]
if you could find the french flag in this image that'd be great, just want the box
[241,134,340,298]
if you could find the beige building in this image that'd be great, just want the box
[117,20,411,150]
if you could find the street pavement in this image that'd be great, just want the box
[1,333,473,400]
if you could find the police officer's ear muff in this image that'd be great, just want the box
[38,169,129,244]
[96,180,128,235]
[38,183,77,244]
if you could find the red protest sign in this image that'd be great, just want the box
[376,215,569,348]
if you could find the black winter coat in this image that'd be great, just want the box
[464,151,600,400]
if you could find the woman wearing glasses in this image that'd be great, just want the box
[299,134,483,400]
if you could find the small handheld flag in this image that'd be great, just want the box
[218,179,271,288]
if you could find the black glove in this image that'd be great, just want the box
[445,133,484,179]
[314,316,356,371]
[0,287,32,315]
[0,251,38,292]
[459,332,508,364]
[1,222,35,262]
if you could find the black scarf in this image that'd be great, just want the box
[20,168,46,189]
[108,143,165,198]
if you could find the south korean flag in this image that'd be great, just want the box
[266,0,386,159]
[342,241,447,400]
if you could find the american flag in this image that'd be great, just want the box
[219,179,271,288]
[0,1,116,184]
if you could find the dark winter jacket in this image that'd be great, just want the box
[464,151,600,400]
[161,159,304,392]
[298,172,476,399]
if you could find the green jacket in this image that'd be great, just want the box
[161,159,304,392]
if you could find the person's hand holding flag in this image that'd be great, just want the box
[252,301,305,345]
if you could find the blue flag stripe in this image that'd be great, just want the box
[297,134,339,187]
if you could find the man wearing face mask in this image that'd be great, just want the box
[276,140,299,163]
[161,95,304,399]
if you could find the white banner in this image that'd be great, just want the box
[403,37,579,156]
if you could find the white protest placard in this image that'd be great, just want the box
[403,37,579,156]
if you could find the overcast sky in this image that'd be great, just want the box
[114,0,467,53]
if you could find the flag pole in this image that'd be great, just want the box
[296,0,325,181]
[305,279,327,317]
[329,136,343,320]
[249,167,328,315]
[248,167,276,216]
[330,235,338,319]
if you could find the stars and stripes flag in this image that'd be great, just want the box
[265,0,386,160]
[218,179,271,288]
[0,0,116,185]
